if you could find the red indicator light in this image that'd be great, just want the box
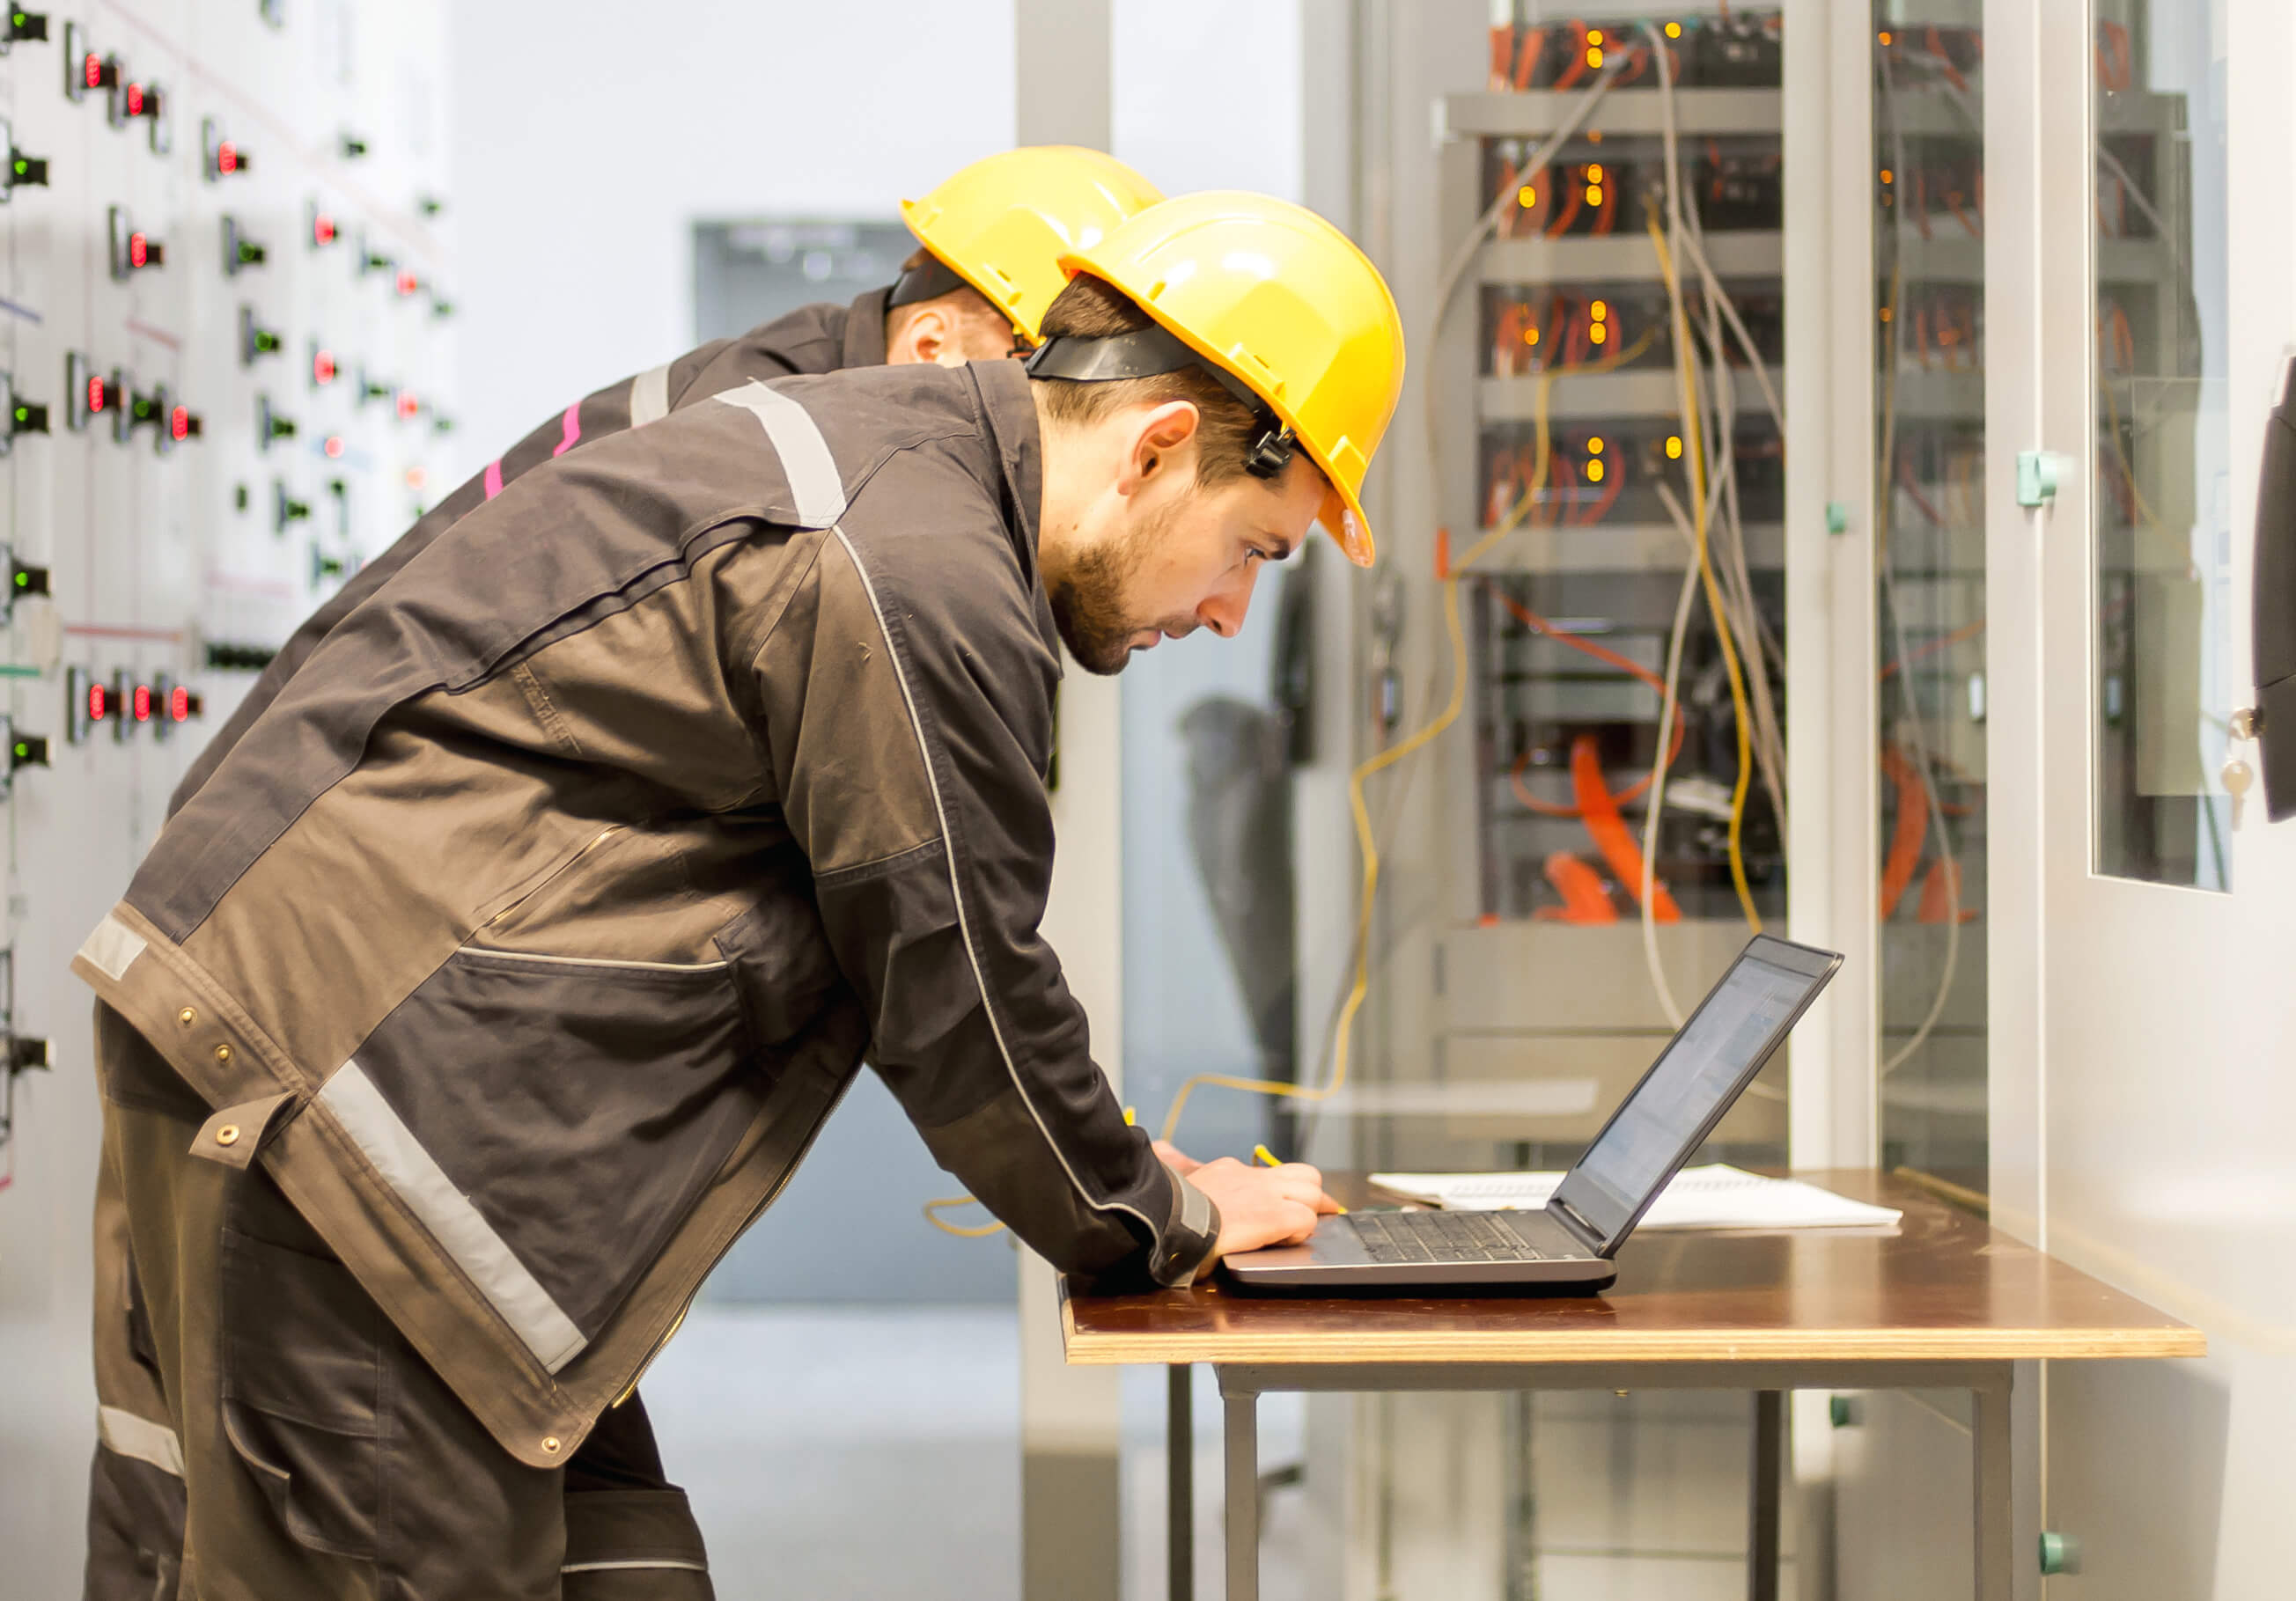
[313,213,336,245]
[395,270,419,297]
[83,53,99,89]
[324,434,344,459]
[405,466,428,491]
[395,390,419,420]
[129,231,147,268]
[126,84,144,115]
[170,406,189,441]
[170,686,189,722]
[88,377,107,413]
[217,142,237,174]
[87,682,107,722]
[313,349,337,384]
[132,683,151,722]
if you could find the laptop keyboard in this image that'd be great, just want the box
[1348,1209,1559,1264]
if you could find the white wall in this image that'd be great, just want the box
[447,0,1014,475]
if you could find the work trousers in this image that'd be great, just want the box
[84,1000,717,1600]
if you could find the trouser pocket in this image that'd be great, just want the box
[217,1223,385,1561]
[560,1488,715,1600]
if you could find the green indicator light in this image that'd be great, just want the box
[12,572,25,588]
[13,743,26,760]
[11,408,23,422]
[12,161,25,178]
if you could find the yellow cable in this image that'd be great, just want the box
[924,1196,1011,1238]
[1649,217,1760,930]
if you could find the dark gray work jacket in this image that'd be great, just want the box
[172,290,891,813]
[77,359,1218,1466]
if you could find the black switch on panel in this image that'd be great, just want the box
[311,546,347,584]
[431,413,455,437]
[65,355,119,433]
[417,194,445,218]
[108,207,165,281]
[430,294,454,321]
[125,80,171,154]
[8,733,47,775]
[339,132,368,159]
[202,117,249,180]
[273,481,311,532]
[256,394,297,450]
[0,371,46,458]
[357,234,393,276]
[66,665,103,742]
[356,370,393,407]
[0,115,48,199]
[223,215,266,275]
[151,673,200,739]
[239,305,283,365]
[203,640,277,672]
[6,553,48,606]
[4,11,50,48]
[76,49,119,103]
[129,386,199,455]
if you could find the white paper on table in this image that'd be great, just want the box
[1366,1164,1902,1230]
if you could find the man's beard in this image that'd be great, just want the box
[1047,507,1174,676]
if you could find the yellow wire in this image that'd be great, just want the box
[923,1196,1011,1237]
[1649,217,1760,930]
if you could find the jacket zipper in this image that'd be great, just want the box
[484,825,623,929]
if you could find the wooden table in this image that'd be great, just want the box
[1060,1171,2203,1601]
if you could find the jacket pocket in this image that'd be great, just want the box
[344,945,762,1342]
[218,1227,384,1560]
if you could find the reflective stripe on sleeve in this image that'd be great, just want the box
[317,1061,588,1373]
[561,1561,710,1575]
[710,380,848,525]
[96,1406,184,1478]
[77,914,148,981]
[629,362,673,427]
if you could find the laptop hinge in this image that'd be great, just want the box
[1552,1197,1607,1253]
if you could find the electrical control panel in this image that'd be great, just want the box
[0,0,453,1187]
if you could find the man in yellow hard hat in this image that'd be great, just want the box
[83,144,1160,1601]
[76,188,1402,1594]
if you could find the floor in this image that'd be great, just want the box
[642,1307,1782,1601]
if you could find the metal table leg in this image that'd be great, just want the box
[1972,1367,2015,1601]
[1224,1380,1260,1601]
[1169,1364,1193,1601]
[1748,1390,1784,1601]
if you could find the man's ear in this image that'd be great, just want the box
[1125,400,1203,495]
[891,305,953,366]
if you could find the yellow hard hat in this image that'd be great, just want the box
[1051,190,1405,567]
[897,147,1165,345]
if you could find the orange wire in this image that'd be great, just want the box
[1498,593,1688,818]
[1571,733,1682,922]
[1878,745,1929,921]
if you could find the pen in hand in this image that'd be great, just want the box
[1255,1143,1346,1214]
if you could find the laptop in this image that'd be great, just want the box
[1219,934,1842,1292]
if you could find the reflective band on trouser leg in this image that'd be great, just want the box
[710,381,847,525]
[629,362,673,427]
[316,1061,588,1372]
[96,1404,185,1478]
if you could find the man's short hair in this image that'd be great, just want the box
[1032,274,1264,488]
[885,248,1012,342]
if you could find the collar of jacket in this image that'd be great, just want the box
[843,286,891,370]
[966,356,1059,670]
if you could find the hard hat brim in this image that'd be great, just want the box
[898,195,1041,346]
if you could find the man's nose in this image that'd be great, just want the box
[1196,562,1260,639]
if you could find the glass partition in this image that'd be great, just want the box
[2089,0,2233,889]
[1873,4,1989,1191]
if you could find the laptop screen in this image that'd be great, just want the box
[1552,936,1838,1252]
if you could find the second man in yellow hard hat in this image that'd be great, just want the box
[80,175,1406,1591]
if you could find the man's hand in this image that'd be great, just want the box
[1182,1157,1342,1261]
[1152,1140,1201,1176]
